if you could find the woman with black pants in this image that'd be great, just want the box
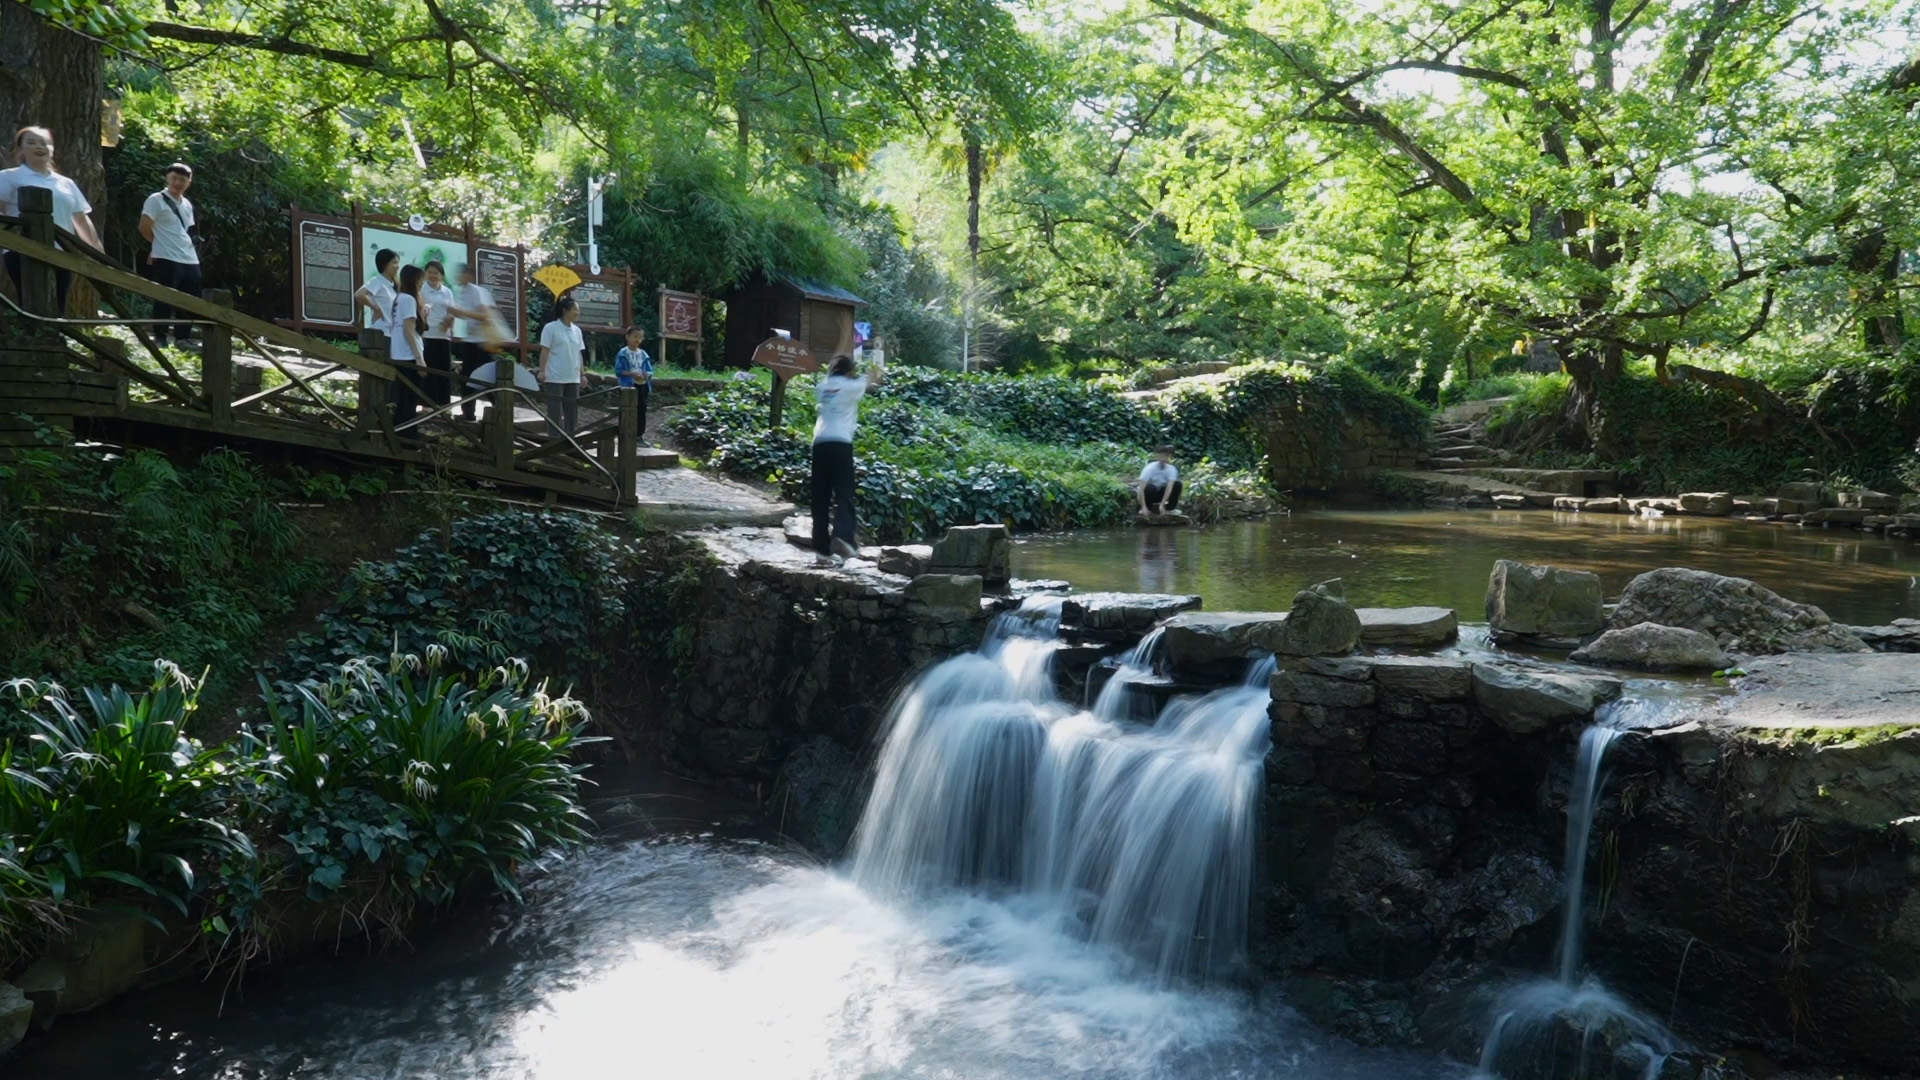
[419,260,457,410]
[810,351,885,565]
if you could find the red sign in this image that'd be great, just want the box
[659,289,702,341]
[751,335,820,379]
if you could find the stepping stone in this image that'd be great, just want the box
[1357,606,1458,647]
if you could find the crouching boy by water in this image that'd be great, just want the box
[1137,445,1183,517]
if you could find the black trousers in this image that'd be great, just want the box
[1143,480,1183,511]
[423,337,453,407]
[811,440,858,554]
[455,341,489,419]
[147,257,201,339]
[634,384,650,438]
[392,356,423,428]
[4,251,71,316]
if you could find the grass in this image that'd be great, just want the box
[1739,724,1920,749]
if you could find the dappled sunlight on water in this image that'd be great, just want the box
[1018,508,1920,625]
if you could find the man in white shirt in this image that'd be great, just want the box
[447,263,496,421]
[811,349,886,563]
[536,296,585,438]
[138,162,200,345]
[353,249,399,330]
[1137,445,1183,516]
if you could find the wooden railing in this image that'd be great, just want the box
[0,187,647,505]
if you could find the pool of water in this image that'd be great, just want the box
[8,829,1465,1080]
[1017,508,1920,627]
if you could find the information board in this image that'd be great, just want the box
[360,225,466,327]
[472,247,522,341]
[572,280,624,332]
[297,220,355,326]
[751,334,819,379]
[659,289,702,341]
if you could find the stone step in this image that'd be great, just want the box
[1429,456,1498,468]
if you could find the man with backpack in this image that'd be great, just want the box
[138,162,200,346]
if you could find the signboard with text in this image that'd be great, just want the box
[751,334,820,379]
[659,289,702,341]
[566,266,631,334]
[472,246,523,342]
[295,217,355,326]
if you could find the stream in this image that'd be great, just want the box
[14,507,1917,1078]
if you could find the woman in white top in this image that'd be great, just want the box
[388,264,428,428]
[536,296,585,439]
[0,126,101,315]
[419,260,457,408]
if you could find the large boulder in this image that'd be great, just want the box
[1061,592,1203,633]
[1485,561,1604,643]
[1470,664,1622,734]
[1570,622,1731,673]
[0,982,30,1054]
[1608,567,1868,654]
[1161,611,1291,669]
[1677,492,1734,516]
[1356,606,1458,648]
[1277,579,1362,657]
[904,573,983,611]
[928,524,1012,586]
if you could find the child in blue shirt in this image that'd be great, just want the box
[614,325,654,440]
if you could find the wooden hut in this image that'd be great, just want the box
[722,274,865,369]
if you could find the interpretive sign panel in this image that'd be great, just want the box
[659,289,702,341]
[571,278,625,333]
[472,246,522,342]
[751,334,819,379]
[296,219,355,326]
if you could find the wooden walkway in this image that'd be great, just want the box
[0,187,672,507]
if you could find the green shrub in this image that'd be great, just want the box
[0,664,252,918]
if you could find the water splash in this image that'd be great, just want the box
[851,612,1271,982]
[1089,626,1167,724]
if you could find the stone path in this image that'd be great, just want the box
[632,467,795,527]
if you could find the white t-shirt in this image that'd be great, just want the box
[813,374,868,444]
[1139,460,1179,487]
[388,293,420,361]
[140,190,197,264]
[455,282,494,341]
[420,281,455,340]
[539,319,584,383]
[360,273,396,327]
[0,166,91,248]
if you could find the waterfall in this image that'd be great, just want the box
[1089,626,1167,723]
[1477,701,1684,1080]
[850,600,1271,982]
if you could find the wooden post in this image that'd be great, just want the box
[356,327,390,438]
[615,385,639,502]
[16,187,58,317]
[491,358,518,469]
[769,373,788,430]
[202,287,234,424]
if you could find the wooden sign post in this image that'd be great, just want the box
[658,288,703,369]
[750,333,820,430]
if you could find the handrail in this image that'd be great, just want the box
[231,328,353,427]
[0,229,392,380]
[392,387,618,488]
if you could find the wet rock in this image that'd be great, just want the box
[1802,507,1869,526]
[1278,975,1419,1046]
[771,736,867,857]
[905,573,982,611]
[1161,610,1291,668]
[1837,490,1899,511]
[1776,480,1823,505]
[1678,492,1734,516]
[1486,560,1605,642]
[1553,496,1586,511]
[1357,606,1458,647]
[877,544,931,576]
[1366,656,1474,700]
[1846,618,1920,652]
[1608,567,1868,654]
[927,524,1012,586]
[1470,664,1621,733]
[1492,493,1529,509]
[1570,622,1732,673]
[1277,579,1362,657]
[0,981,30,1053]
[1060,591,1202,633]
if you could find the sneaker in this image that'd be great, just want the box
[814,553,843,568]
[831,538,859,560]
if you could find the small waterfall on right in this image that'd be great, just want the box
[1476,700,1687,1080]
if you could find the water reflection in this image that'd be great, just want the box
[1017,508,1920,626]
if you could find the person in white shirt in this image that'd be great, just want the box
[353,248,399,328]
[419,260,457,409]
[811,348,885,563]
[0,126,101,315]
[1137,445,1183,516]
[388,264,427,428]
[447,262,496,420]
[536,296,585,438]
[138,162,200,345]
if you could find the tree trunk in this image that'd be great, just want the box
[965,133,982,371]
[1847,226,1906,353]
[0,2,105,221]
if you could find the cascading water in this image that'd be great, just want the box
[1088,625,1168,723]
[1476,697,1684,1080]
[851,599,1274,982]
